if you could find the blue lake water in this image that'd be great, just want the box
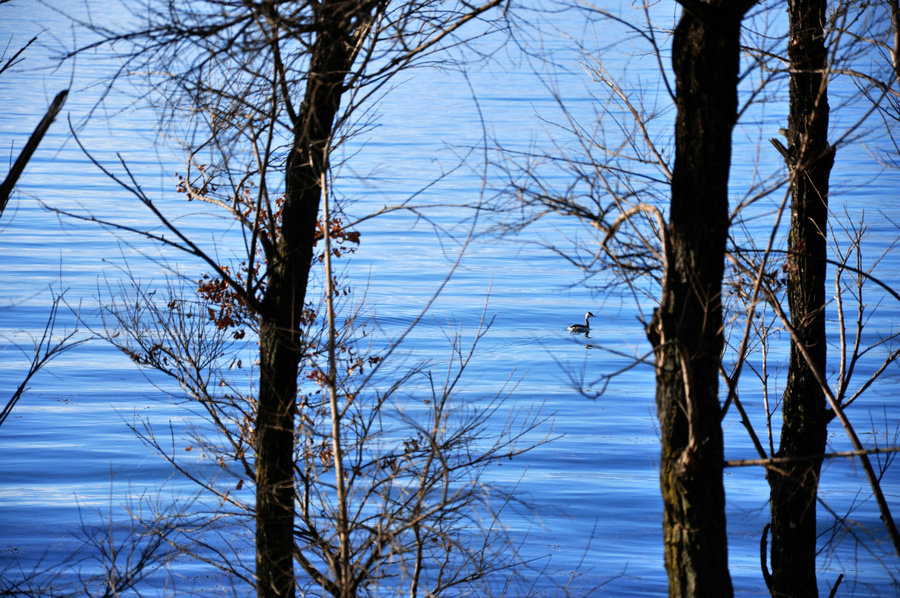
[2,1,899,595]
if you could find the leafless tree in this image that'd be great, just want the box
[83,248,546,597]
[492,0,900,594]
[32,0,555,595]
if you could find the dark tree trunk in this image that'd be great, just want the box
[255,10,354,597]
[647,2,750,595]
[767,0,834,594]
[0,89,68,216]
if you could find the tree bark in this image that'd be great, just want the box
[647,2,750,595]
[767,0,834,594]
[255,8,355,597]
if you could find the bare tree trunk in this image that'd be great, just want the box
[0,89,68,215]
[647,2,750,595]
[56,1,511,595]
[767,0,834,594]
[255,8,354,597]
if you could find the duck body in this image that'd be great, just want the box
[567,311,595,333]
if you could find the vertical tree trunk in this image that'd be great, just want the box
[255,11,354,597]
[647,2,750,595]
[767,0,834,594]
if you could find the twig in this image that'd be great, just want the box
[725,446,900,468]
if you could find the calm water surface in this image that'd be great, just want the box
[1,1,899,596]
